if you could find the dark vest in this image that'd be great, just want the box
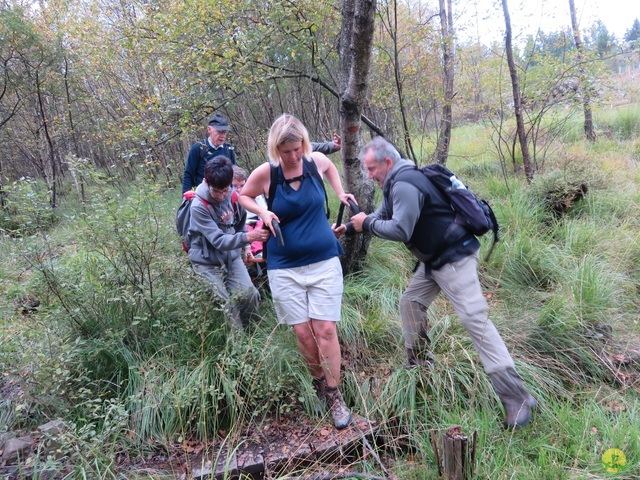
[389,166,478,269]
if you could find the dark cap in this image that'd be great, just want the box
[208,113,230,131]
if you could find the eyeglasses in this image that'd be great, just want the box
[208,186,231,196]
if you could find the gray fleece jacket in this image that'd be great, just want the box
[361,158,479,268]
[187,182,248,267]
[363,159,422,246]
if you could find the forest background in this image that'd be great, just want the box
[1,0,640,478]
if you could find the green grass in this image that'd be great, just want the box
[597,104,640,141]
[2,120,640,478]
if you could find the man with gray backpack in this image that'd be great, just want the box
[336,136,536,429]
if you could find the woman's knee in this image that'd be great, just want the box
[293,323,315,344]
[310,320,338,343]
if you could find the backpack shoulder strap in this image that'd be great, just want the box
[262,164,281,262]
[197,194,210,208]
[304,157,330,219]
[195,194,214,220]
[385,164,420,198]
[199,139,209,157]
[231,190,243,226]
[266,159,330,219]
[197,139,210,170]
[267,163,280,212]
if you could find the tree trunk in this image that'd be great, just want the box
[382,0,416,161]
[35,71,59,207]
[0,154,5,208]
[63,57,80,156]
[501,0,534,183]
[435,0,454,165]
[568,0,597,141]
[339,0,377,274]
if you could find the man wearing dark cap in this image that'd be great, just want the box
[182,113,237,193]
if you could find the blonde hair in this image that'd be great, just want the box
[267,114,312,166]
[232,165,247,181]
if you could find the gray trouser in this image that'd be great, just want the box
[192,256,260,329]
[400,252,515,374]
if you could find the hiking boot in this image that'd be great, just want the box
[405,347,435,370]
[312,376,328,414]
[489,368,537,428]
[325,386,351,430]
[502,393,537,428]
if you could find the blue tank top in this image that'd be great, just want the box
[266,162,343,269]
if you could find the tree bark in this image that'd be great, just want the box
[380,0,416,161]
[435,0,454,165]
[430,426,477,480]
[35,70,59,207]
[501,0,534,183]
[339,0,377,274]
[568,0,597,141]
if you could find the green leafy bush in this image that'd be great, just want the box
[0,177,58,236]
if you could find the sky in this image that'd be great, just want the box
[458,0,640,45]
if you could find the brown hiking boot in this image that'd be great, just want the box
[325,386,351,430]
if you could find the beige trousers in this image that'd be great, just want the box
[400,252,515,374]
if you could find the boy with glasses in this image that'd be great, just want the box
[188,156,270,329]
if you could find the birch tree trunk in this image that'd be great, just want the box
[569,0,597,141]
[339,0,377,274]
[435,0,454,165]
[501,0,534,183]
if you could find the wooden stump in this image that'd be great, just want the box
[429,426,477,480]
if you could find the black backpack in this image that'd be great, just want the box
[420,163,499,259]
[196,139,236,168]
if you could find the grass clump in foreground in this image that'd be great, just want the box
[1,127,640,478]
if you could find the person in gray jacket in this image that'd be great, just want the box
[188,156,270,329]
[310,134,341,156]
[336,136,536,429]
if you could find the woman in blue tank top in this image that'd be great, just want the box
[239,114,357,430]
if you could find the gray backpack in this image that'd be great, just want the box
[175,192,212,252]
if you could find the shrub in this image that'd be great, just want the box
[0,177,58,236]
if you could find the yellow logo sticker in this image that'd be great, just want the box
[602,448,626,473]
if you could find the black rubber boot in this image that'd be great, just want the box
[405,347,435,370]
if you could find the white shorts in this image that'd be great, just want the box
[268,257,343,325]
